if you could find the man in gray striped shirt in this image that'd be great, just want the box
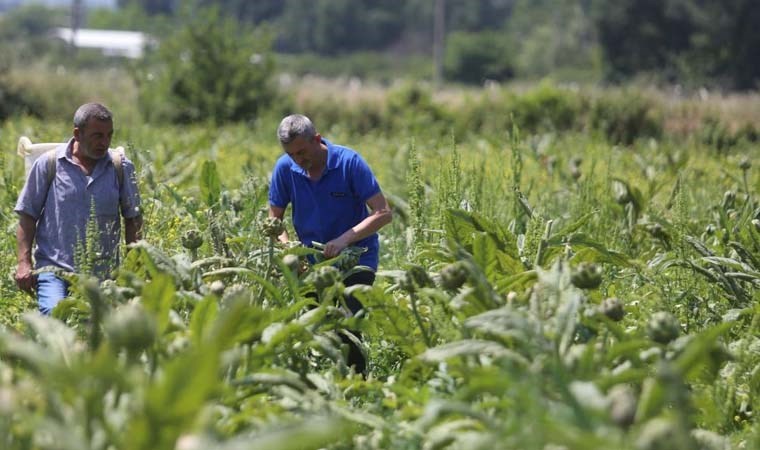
[14,103,143,315]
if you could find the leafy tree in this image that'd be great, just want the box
[444,31,514,84]
[681,0,760,89]
[117,0,176,16]
[133,9,277,124]
[195,0,285,24]
[0,3,65,58]
[277,0,406,54]
[594,0,694,82]
[595,0,760,89]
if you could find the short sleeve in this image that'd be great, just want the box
[350,153,381,202]
[269,156,291,208]
[119,156,142,219]
[14,153,54,219]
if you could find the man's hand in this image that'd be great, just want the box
[15,261,35,294]
[323,236,350,258]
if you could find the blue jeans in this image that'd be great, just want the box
[37,272,69,316]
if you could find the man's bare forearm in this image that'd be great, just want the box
[125,215,143,244]
[17,213,36,266]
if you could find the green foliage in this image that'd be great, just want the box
[589,89,663,145]
[444,31,515,85]
[134,9,277,124]
[276,0,406,55]
[594,0,760,89]
[0,83,759,448]
[511,81,584,133]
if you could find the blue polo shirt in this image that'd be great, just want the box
[269,139,381,270]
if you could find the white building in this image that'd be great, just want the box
[54,27,152,59]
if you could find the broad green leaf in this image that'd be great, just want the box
[472,232,500,282]
[604,339,651,365]
[464,307,537,345]
[200,160,221,207]
[553,211,596,237]
[674,322,733,380]
[141,273,176,334]
[189,295,219,346]
[0,331,51,375]
[210,298,273,350]
[444,208,518,258]
[232,369,310,392]
[493,269,537,294]
[635,376,665,422]
[214,417,352,450]
[202,267,284,305]
[129,346,219,450]
[569,244,633,268]
[596,367,649,391]
[22,312,79,367]
[418,339,529,366]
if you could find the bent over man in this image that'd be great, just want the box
[269,114,392,374]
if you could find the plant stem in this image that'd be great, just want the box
[409,291,432,347]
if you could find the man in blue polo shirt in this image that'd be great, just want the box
[269,114,392,374]
[14,103,143,315]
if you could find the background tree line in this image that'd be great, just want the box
[104,0,760,90]
[1,0,757,89]
[1,0,758,127]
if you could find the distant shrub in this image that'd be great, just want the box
[589,89,662,145]
[511,82,584,133]
[0,58,98,122]
[444,31,515,85]
[134,10,278,124]
[699,117,759,152]
[386,83,451,132]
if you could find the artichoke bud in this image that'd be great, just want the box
[262,217,285,238]
[222,283,248,303]
[308,266,341,292]
[721,190,736,210]
[282,254,300,273]
[600,297,625,321]
[439,261,468,290]
[647,311,680,344]
[402,264,432,293]
[612,181,632,205]
[209,280,225,297]
[570,262,603,289]
[181,229,203,250]
[337,247,362,271]
[646,223,667,240]
[739,157,751,171]
[105,304,157,354]
[607,385,637,428]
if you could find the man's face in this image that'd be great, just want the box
[75,118,113,161]
[283,134,319,171]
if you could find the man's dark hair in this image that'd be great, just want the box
[73,103,113,129]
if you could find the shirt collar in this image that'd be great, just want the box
[324,138,339,170]
[289,137,338,174]
[62,137,114,168]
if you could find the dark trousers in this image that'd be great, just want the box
[341,270,375,375]
[308,270,375,375]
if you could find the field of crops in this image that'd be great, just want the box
[0,91,758,449]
